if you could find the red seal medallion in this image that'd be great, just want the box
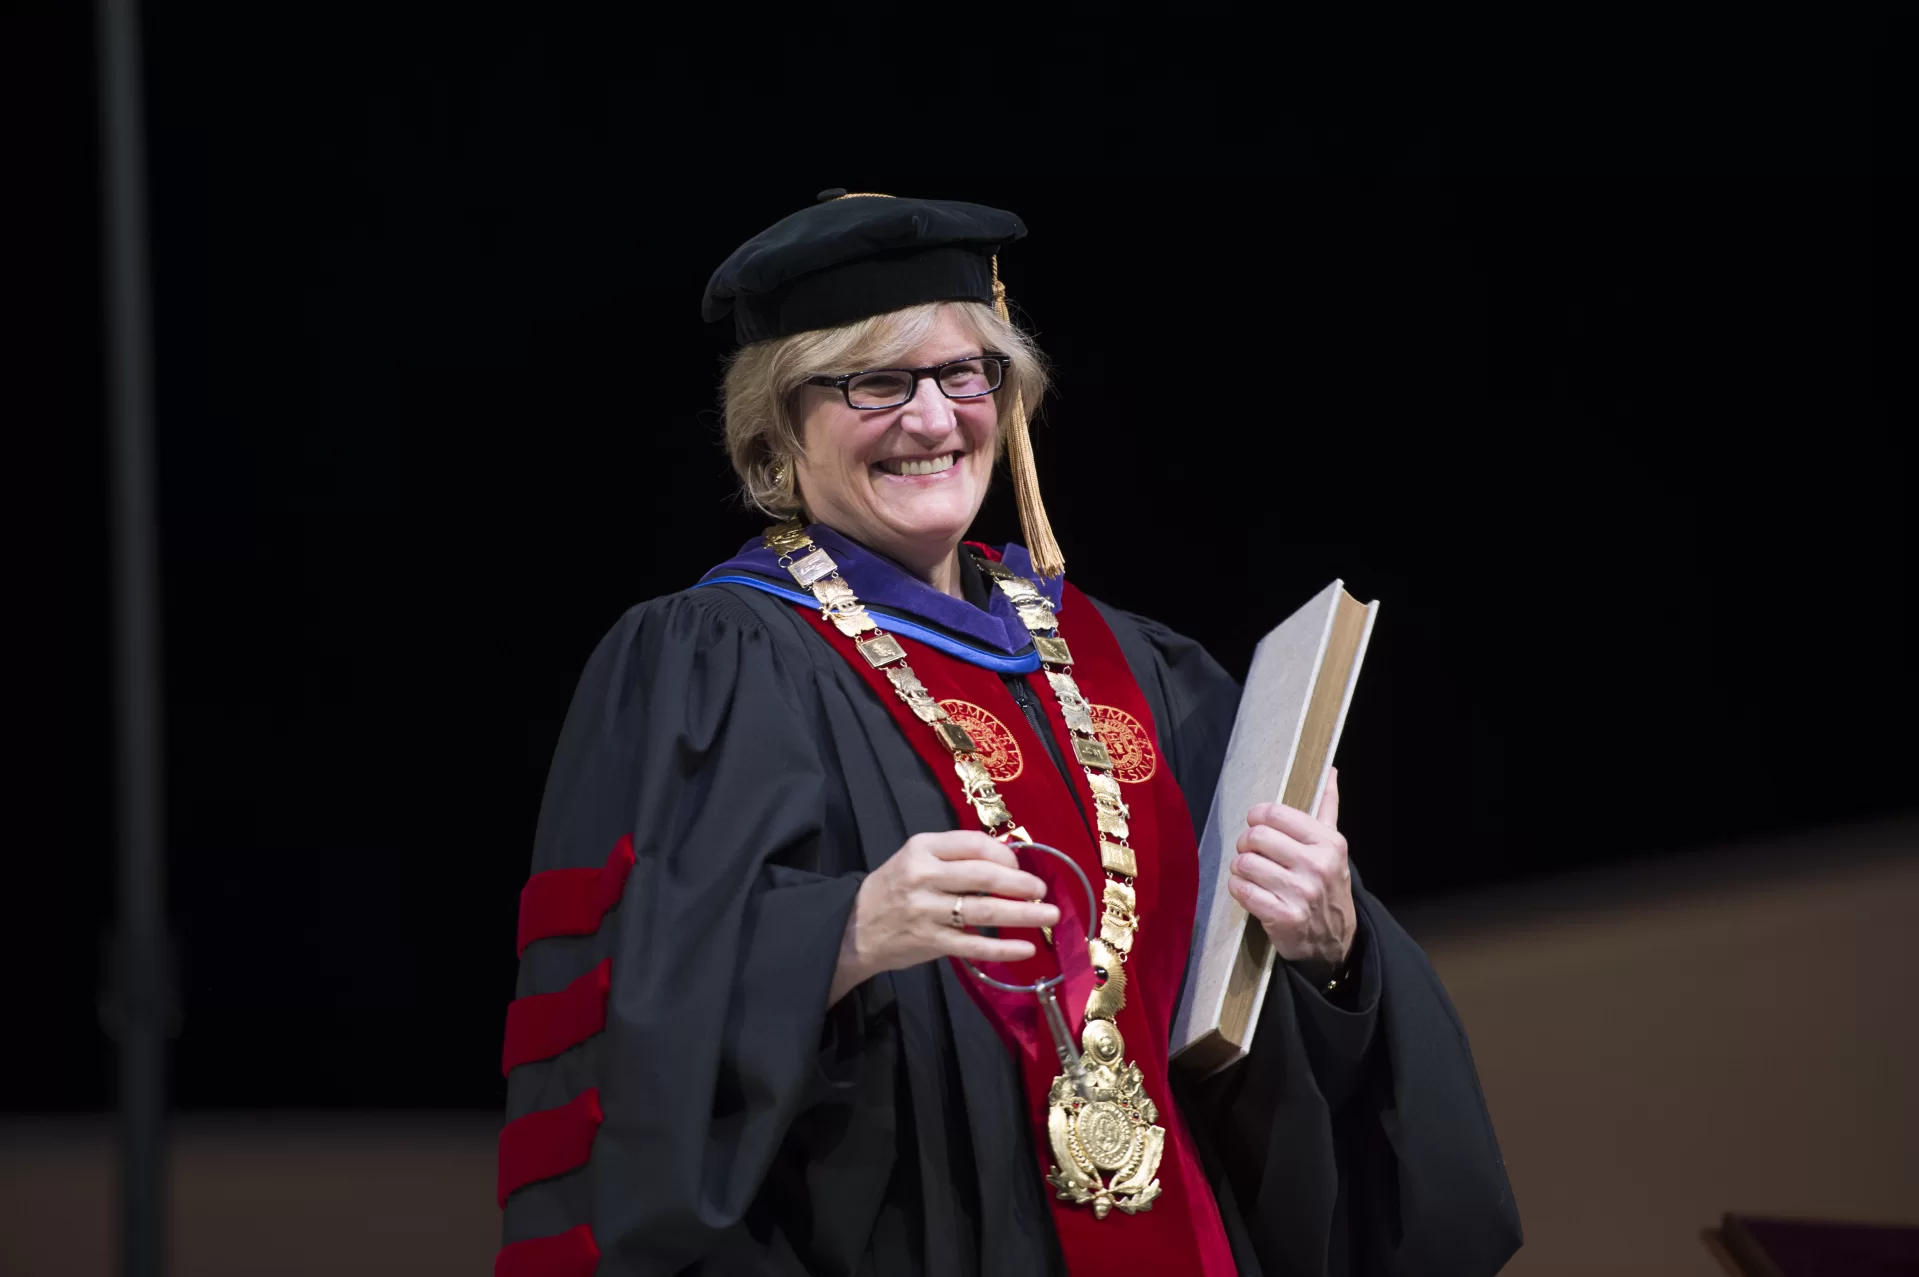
[1090,705,1158,783]
[937,699,1024,782]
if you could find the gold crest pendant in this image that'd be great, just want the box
[1044,939,1164,1217]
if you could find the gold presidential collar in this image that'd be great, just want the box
[764,521,1162,1219]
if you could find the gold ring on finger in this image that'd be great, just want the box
[950,895,966,929]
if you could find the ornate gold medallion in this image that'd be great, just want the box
[1043,948,1163,1217]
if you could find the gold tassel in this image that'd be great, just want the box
[991,255,1065,578]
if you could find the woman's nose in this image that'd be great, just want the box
[897,375,958,441]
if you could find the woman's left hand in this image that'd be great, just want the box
[1228,767,1356,978]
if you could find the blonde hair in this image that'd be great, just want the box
[721,300,1051,519]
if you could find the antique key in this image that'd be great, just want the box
[960,840,1099,1102]
[1035,977,1093,1101]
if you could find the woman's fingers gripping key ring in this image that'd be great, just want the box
[957,840,1100,1101]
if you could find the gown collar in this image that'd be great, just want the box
[698,523,1065,658]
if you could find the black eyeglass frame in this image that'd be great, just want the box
[804,354,1012,411]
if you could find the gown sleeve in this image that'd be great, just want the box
[1096,602,1523,1277]
[498,588,885,1276]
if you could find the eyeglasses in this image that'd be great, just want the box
[804,354,1010,411]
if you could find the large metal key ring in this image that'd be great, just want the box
[957,839,1099,1100]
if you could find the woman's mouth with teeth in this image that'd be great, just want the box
[876,452,959,477]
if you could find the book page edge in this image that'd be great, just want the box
[1306,596,1379,817]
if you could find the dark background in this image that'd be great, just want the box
[26,7,1906,1112]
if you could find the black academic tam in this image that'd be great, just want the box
[702,192,1027,344]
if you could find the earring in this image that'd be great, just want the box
[770,455,791,488]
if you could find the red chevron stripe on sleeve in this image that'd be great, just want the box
[495,1224,600,1277]
[517,834,636,957]
[500,960,611,1076]
[497,1087,605,1208]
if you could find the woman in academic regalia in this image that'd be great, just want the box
[496,192,1521,1277]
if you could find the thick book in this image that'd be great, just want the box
[1170,579,1379,1077]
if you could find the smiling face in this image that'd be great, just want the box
[792,306,1000,581]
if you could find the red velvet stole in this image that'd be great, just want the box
[790,581,1237,1276]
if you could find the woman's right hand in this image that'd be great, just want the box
[829,831,1058,1005]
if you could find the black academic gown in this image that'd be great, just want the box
[503,566,1521,1276]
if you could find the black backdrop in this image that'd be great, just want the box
[38,8,1906,1110]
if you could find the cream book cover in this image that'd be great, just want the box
[1170,579,1379,1076]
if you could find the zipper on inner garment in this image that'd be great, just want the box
[1002,673,1093,838]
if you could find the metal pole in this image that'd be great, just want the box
[97,0,169,1272]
